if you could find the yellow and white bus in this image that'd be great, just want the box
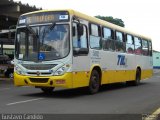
[14,9,153,94]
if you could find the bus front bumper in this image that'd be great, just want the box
[14,72,73,88]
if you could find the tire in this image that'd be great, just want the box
[5,68,13,78]
[134,69,141,86]
[126,69,141,86]
[41,87,54,94]
[9,72,13,79]
[88,70,100,94]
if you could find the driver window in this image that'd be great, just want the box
[72,23,87,48]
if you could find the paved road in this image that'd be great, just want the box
[0,72,160,119]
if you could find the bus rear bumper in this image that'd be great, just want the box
[14,72,73,88]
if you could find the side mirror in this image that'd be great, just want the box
[73,48,88,56]
[77,24,83,36]
[8,25,16,41]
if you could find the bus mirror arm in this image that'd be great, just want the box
[8,25,16,41]
[73,48,88,56]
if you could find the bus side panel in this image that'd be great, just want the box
[72,71,90,88]
[72,55,90,88]
[101,70,115,84]
[135,55,153,80]
[141,69,153,80]
[102,70,136,84]
[100,51,116,84]
[114,70,136,83]
[100,51,136,84]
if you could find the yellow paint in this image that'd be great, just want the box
[101,69,152,84]
[72,71,89,88]
[141,69,153,80]
[101,70,136,84]
[143,107,160,120]
[101,70,115,84]
[14,69,153,89]
[14,72,73,88]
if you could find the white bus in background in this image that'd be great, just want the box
[0,29,15,78]
[14,9,153,94]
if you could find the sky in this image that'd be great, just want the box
[14,0,160,51]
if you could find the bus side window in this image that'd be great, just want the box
[115,31,125,52]
[126,34,134,54]
[142,39,149,56]
[89,23,101,49]
[102,27,115,51]
[134,37,142,55]
[72,22,88,49]
[148,41,152,56]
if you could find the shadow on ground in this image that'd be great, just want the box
[21,82,147,99]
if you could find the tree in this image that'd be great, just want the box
[95,15,125,27]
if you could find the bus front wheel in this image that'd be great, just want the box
[88,70,100,94]
[41,87,55,94]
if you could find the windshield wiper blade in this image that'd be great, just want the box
[26,25,38,39]
[41,22,56,42]
[49,22,56,30]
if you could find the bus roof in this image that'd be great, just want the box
[21,9,151,41]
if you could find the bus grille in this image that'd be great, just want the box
[27,72,52,75]
[22,64,57,70]
[29,78,49,83]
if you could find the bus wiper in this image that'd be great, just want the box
[49,22,56,30]
[41,22,56,41]
[26,25,38,39]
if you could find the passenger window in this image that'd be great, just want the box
[103,27,112,39]
[134,37,142,55]
[90,24,101,49]
[72,23,88,49]
[115,31,125,52]
[116,31,123,42]
[142,39,149,56]
[102,27,115,51]
[90,24,99,36]
[126,34,134,54]
[126,35,133,44]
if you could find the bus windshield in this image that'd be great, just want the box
[15,24,69,61]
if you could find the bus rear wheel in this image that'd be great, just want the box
[41,87,54,94]
[126,69,141,86]
[88,70,100,94]
[134,69,141,86]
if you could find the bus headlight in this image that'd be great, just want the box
[54,64,70,76]
[15,66,25,75]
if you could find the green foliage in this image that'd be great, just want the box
[95,15,125,27]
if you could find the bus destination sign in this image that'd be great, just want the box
[18,11,69,26]
[26,15,55,24]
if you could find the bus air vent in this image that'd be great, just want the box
[22,64,57,70]
[27,72,52,75]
